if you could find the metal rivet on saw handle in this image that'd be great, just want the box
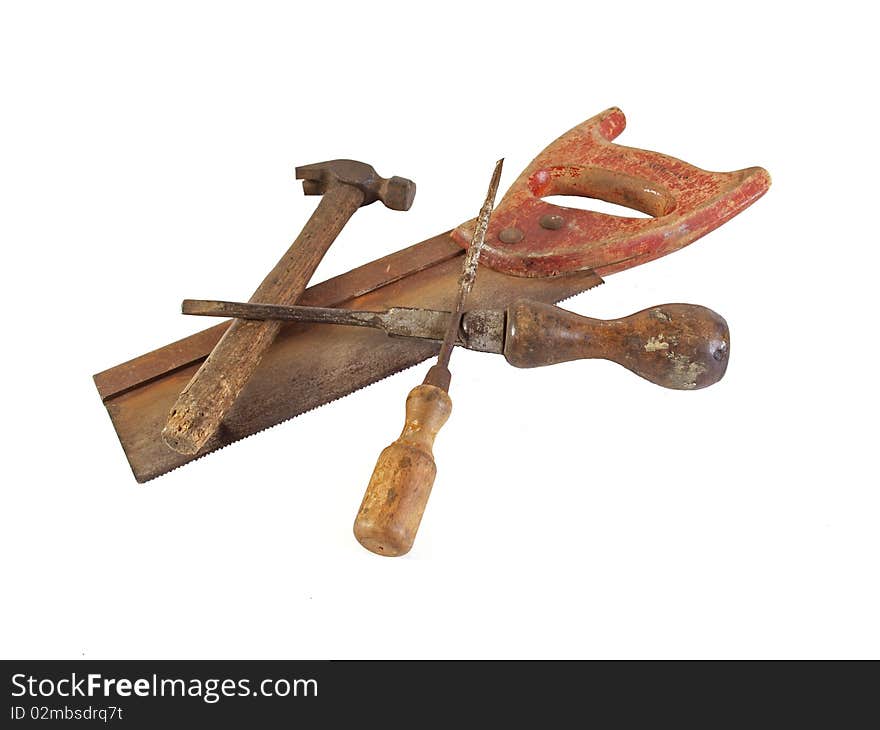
[539,214,565,230]
[498,227,524,244]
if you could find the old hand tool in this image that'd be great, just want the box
[163,160,416,455]
[94,108,770,482]
[350,159,503,556]
[181,298,729,391]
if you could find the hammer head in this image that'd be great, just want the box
[295,159,416,211]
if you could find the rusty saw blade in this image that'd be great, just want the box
[95,234,603,482]
[94,107,770,482]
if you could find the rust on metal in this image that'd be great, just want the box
[424,158,504,391]
[182,300,454,344]
[98,241,603,482]
[92,235,463,403]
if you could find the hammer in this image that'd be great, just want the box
[163,159,416,456]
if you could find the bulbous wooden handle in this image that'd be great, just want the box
[353,384,452,557]
[503,300,729,390]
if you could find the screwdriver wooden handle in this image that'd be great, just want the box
[353,384,452,557]
[503,300,729,390]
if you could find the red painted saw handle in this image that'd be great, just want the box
[452,107,770,277]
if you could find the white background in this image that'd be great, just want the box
[1,1,876,659]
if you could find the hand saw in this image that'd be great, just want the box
[93,107,770,482]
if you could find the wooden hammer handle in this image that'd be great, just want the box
[353,384,452,557]
[163,183,365,455]
[503,300,729,390]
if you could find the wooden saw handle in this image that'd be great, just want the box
[503,300,729,390]
[353,384,452,557]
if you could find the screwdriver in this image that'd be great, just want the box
[352,159,503,555]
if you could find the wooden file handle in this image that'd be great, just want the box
[503,300,729,390]
[353,384,452,557]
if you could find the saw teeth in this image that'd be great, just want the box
[98,239,605,482]
[139,278,606,482]
[136,359,426,483]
